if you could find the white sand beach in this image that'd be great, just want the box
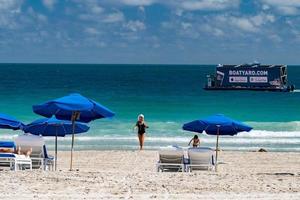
[1,150,300,199]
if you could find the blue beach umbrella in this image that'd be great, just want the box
[182,114,252,170]
[0,113,24,130]
[24,117,90,170]
[33,93,115,123]
[32,93,115,170]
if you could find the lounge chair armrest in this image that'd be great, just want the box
[46,155,54,160]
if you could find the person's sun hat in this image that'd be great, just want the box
[138,114,144,120]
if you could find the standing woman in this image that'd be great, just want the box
[134,114,149,150]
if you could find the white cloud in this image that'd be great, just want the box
[161,21,173,29]
[91,6,104,14]
[262,4,270,10]
[102,12,125,23]
[119,0,156,6]
[214,28,224,37]
[230,17,257,32]
[162,18,226,39]
[0,0,21,11]
[27,7,48,23]
[96,41,107,47]
[181,22,192,30]
[138,6,145,13]
[37,14,48,23]
[71,1,105,22]
[124,20,146,31]
[261,0,300,15]
[72,0,104,14]
[178,22,200,39]
[175,9,183,16]
[276,6,299,15]
[216,13,275,33]
[269,34,282,42]
[108,0,240,11]
[180,0,240,11]
[85,27,100,35]
[262,0,300,7]
[42,0,56,10]
[201,24,224,37]
[119,32,141,41]
[0,0,23,28]
[147,36,160,48]
[250,14,275,26]
[75,1,122,24]
[78,14,92,21]
[291,29,300,42]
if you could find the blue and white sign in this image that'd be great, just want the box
[250,77,268,83]
[229,76,248,83]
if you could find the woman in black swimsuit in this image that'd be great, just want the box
[134,114,149,150]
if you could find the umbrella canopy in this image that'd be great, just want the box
[182,114,252,135]
[32,93,115,123]
[23,117,90,171]
[0,113,24,130]
[32,93,115,170]
[23,117,90,137]
[182,114,252,171]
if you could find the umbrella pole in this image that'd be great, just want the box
[70,116,75,171]
[215,126,220,172]
[70,111,79,171]
[55,128,58,171]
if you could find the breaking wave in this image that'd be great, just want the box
[1,121,300,151]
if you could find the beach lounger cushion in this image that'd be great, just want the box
[0,141,16,149]
[157,147,185,172]
[14,135,54,170]
[186,147,214,172]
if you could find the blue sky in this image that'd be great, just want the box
[0,0,300,64]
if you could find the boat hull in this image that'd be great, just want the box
[203,86,292,92]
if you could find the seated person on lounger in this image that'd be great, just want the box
[188,135,200,148]
[0,146,32,157]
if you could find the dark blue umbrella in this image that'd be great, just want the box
[183,114,252,170]
[24,117,90,170]
[24,117,90,136]
[0,113,24,130]
[32,93,115,170]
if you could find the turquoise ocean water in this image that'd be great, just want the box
[0,64,300,151]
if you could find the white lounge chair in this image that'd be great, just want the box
[0,141,32,171]
[156,146,185,172]
[0,153,32,171]
[14,134,54,170]
[185,147,214,172]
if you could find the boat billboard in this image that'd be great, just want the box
[216,67,282,87]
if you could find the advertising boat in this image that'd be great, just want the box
[204,63,295,92]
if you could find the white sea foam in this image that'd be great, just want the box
[46,133,300,143]
[245,121,300,132]
[1,130,300,141]
[233,130,300,138]
[88,120,300,133]
[1,121,300,151]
